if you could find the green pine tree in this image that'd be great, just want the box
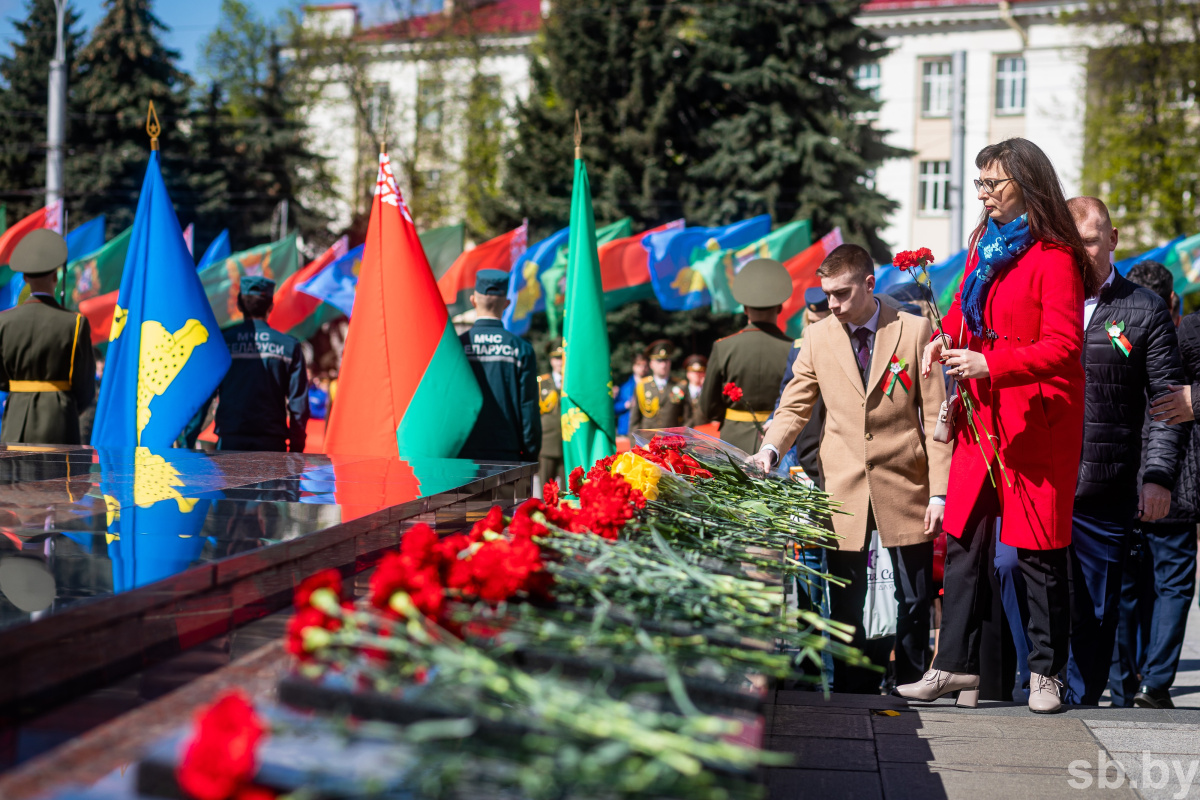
[0,0,85,221]
[72,0,192,235]
[677,0,902,261]
[199,0,334,251]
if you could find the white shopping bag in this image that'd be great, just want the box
[863,529,897,640]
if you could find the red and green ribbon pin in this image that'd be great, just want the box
[1106,320,1132,357]
[884,354,913,396]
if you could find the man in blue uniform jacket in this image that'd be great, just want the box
[458,269,541,463]
[184,276,309,452]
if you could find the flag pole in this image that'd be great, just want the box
[145,101,160,152]
[574,109,582,160]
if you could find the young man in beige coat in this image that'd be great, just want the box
[747,244,952,693]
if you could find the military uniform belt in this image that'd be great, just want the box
[9,380,70,392]
[724,408,770,423]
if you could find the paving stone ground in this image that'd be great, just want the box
[765,579,1200,799]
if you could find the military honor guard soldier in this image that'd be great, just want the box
[0,230,95,445]
[184,276,309,452]
[457,269,541,464]
[683,355,708,428]
[700,258,794,454]
[538,340,566,488]
[628,340,690,432]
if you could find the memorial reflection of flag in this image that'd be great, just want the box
[301,456,484,522]
[100,448,220,593]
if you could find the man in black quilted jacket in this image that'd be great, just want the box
[1107,263,1200,708]
[997,198,1188,706]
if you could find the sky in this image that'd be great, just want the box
[0,0,440,76]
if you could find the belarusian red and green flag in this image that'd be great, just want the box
[779,228,843,337]
[437,222,528,316]
[561,146,616,475]
[324,150,481,459]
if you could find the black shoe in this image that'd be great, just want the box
[1134,685,1175,709]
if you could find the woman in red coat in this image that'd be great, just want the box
[896,138,1098,713]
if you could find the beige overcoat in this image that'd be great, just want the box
[766,301,952,551]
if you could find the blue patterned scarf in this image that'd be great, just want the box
[961,214,1035,337]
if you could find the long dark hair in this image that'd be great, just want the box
[972,138,1098,298]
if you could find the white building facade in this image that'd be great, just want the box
[858,0,1092,254]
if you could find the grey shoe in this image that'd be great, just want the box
[894,669,980,708]
[1029,672,1064,714]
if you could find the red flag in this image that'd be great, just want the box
[80,290,119,344]
[268,236,349,334]
[0,202,63,267]
[436,222,527,314]
[324,150,481,458]
[779,228,843,336]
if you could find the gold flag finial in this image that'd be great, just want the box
[574,110,582,160]
[146,101,161,151]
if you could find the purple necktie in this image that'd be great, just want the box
[853,327,872,378]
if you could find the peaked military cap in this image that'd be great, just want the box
[240,275,276,297]
[475,269,509,296]
[547,338,564,359]
[805,286,829,313]
[645,339,676,361]
[683,354,707,372]
[733,258,792,308]
[9,229,68,275]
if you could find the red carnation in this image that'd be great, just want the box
[892,248,935,271]
[400,523,440,566]
[543,480,560,507]
[469,506,505,541]
[568,467,585,493]
[722,382,744,403]
[176,691,268,800]
[293,568,342,610]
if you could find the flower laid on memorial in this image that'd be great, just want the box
[175,691,273,800]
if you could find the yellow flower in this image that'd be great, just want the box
[612,451,662,501]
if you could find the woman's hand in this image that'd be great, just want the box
[921,337,947,378]
[942,349,990,381]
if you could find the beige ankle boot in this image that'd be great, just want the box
[1029,672,1064,713]
[894,669,980,708]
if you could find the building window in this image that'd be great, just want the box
[922,59,952,118]
[367,82,390,134]
[995,56,1026,115]
[919,160,951,213]
[853,62,881,102]
[418,79,444,132]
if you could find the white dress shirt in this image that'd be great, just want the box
[1083,265,1116,330]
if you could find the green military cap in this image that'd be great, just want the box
[733,258,792,308]
[645,339,676,361]
[475,269,509,296]
[683,354,707,372]
[239,275,276,297]
[548,338,564,359]
[9,229,68,275]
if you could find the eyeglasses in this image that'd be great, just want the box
[974,177,1015,194]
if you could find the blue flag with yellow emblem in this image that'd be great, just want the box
[503,226,570,335]
[92,152,231,449]
[645,216,772,311]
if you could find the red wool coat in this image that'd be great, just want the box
[940,242,1085,550]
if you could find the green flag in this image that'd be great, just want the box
[542,217,632,337]
[199,233,300,329]
[66,226,132,306]
[691,219,812,312]
[0,204,6,234]
[422,223,467,280]
[1167,234,1200,296]
[561,154,616,476]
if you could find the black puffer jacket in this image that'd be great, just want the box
[1141,311,1200,524]
[1075,273,1187,519]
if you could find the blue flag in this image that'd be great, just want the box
[296,244,363,317]
[98,446,220,593]
[91,152,231,449]
[646,216,773,310]
[65,215,106,259]
[196,229,231,270]
[1114,236,1186,276]
[503,226,570,335]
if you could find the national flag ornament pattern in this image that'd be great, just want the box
[1107,320,1132,357]
[91,151,231,450]
[883,355,912,396]
[323,150,481,459]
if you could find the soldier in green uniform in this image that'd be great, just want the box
[682,355,708,428]
[0,230,95,445]
[538,341,565,487]
[458,269,540,463]
[700,258,793,454]
[628,340,690,432]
